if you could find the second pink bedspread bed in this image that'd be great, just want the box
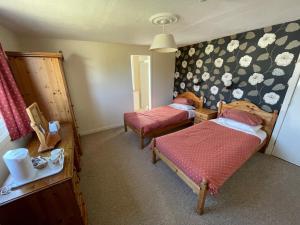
[124,106,189,135]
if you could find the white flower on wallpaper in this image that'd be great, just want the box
[189,48,196,56]
[232,88,244,99]
[173,91,178,97]
[205,44,214,55]
[248,73,264,85]
[275,52,294,66]
[193,77,199,84]
[174,72,180,79]
[210,86,219,95]
[227,40,240,52]
[196,59,203,68]
[222,73,233,87]
[221,73,233,82]
[239,55,252,67]
[182,60,187,68]
[180,82,185,89]
[175,50,181,58]
[258,33,276,48]
[263,92,280,105]
[202,72,210,81]
[187,72,193,80]
[214,58,224,68]
[193,85,200,92]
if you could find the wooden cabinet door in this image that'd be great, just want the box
[9,56,72,122]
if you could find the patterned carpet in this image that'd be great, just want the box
[79,127,300,225]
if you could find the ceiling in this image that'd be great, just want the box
[0,0,299,46]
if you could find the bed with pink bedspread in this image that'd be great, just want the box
[124,105,193,148]
[124,106,189,135]
[124,91,204,149]
[151,100,278,215]
[153,120,262,194]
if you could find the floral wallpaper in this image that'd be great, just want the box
[173,19,300,112]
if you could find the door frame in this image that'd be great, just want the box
[266,53,300,155]
[130,55,152,110]
[145,57,152,109]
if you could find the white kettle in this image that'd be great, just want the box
[3,148,35,182]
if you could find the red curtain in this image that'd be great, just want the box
[0,44,32,140]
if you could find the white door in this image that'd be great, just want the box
[272,78,300,166]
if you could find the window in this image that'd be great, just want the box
[0,114,9,143]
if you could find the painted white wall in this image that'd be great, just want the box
[18,38,175,135]
[151,53,175,107]
[0,24,20,50]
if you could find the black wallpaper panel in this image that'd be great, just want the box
[173,19,300,112]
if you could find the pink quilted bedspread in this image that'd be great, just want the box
[124,106,188,135]
[153,121,261,194]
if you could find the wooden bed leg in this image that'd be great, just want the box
[124,121,127,132]
[152,149,157,164]
[197,179,208,215]
[140,136,144,149]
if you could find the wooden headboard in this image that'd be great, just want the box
[177,92,204,109]
[218,100,278,144]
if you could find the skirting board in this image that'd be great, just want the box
[79,124,123,136]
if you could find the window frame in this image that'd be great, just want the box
[0,114,10,145]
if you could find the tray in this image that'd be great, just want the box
[2,153,64,189]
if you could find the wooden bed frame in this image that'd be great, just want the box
[152,100,278,215]
[124,92,203,149]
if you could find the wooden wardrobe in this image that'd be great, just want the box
[6,51,82,164]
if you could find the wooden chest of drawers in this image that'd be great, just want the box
[194,108,218,124]
[0,123,87,225]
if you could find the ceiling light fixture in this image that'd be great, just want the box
[149,13,179,53]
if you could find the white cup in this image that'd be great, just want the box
[50,148,64,164]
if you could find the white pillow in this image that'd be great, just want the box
[168,103,195,111]
[218,117,262,132]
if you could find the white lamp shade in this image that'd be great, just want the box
[149,33,177,53]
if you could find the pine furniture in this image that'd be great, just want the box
[6,51,82,169]
[0,123,87,225]
[194,108,218,124]
[152,101,278,215]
